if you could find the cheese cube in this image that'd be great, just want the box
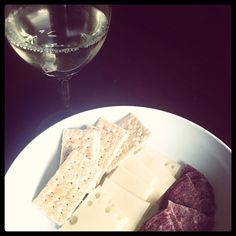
[146,160,176,202]
[121,157,158,184]
[102,178,150,231]
[120,155,176,202]
[59,185,128,231]
[134,147,181,177]
[108,166,157,201]
[128,152,176,202]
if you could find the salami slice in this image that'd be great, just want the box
[139,203,176,231]
[139,200,214,231]
[160,164,215,216]
[168,201,214,231]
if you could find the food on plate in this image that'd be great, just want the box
[33,113,215,231]
[33,128,102,225]
[33,113,150,227]
[108,155,175,203]
[59,151,182,231]
[59,126,101,164]
[93,117,130,182]
[106,113,150,173]
[139,164,215,231]
[107,162,158,202]
[139,200,214,231]
[59,185,129,231]
[134,147,181,177]
[125,152,176,202]
[102,178,150,231]
[159,164,216,216]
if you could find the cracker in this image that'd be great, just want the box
[33,128,101,226]
[94,118,129,181]
[107,113,150,173]
[60,127,100,165]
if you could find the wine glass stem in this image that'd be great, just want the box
[58,76,72,113]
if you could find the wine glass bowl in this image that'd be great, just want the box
[5,5,111,115]
[5,5,111,78]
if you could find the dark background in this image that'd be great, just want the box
[5,5,231,173]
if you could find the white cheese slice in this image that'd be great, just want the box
[121,157,159,184]
[128,150,176,202]
[134,147,181,177]
[146,161,176,202]
[108,165,157,201]
[59,185,128,231]
[102,178,151,231]
[120,155,176,203]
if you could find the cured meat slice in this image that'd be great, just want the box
[139,203,176,231]
[139,201,214,231]
[168,201,214,231]
[160,164,215,216]
[180,163,196,175]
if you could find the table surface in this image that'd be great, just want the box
[5,5,231,173]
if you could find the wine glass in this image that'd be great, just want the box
[5,5,111,123]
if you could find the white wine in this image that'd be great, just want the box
[5,5,110,77]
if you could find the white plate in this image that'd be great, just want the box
[5,106,231,231]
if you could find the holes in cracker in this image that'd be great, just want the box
[87,200,93,206]
[95,192,100,199]
[70,216,78,224]
[105,207,110,213]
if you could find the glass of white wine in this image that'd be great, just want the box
[5,4,111,122]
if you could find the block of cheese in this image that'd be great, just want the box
[121,156,159,185]
[128,152,176,202]
[134,147,181,177]
[108,165,157,201]
[102,178,151,231]
[121,155,176,203]
[59,185,128,231]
